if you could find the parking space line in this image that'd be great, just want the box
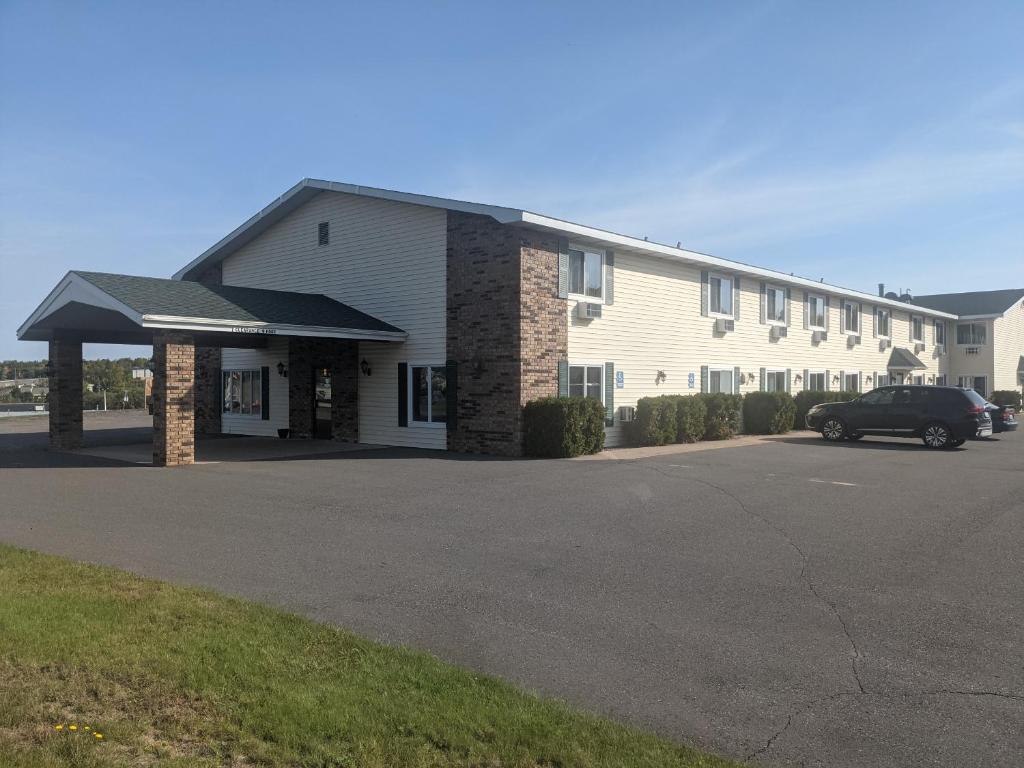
[809,478,859,487]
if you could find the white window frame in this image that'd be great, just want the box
[876,307,891,339]
[568,362,605,404]
[935,374,947,386]
[805,370,827,392]
[222,368,262,418]
[407,363,448,428]
[911,315,924,343]
[567,244,605,302]
[955,322,986,346]
[807,293,826,331]
[763,368,788,393]
[842,301,860,335]
[912,374,924,385]
[708,271,735,319]
[708,366,736,394]
[843,371,861,392]
[934,319,946,348]
[765,284,786,326]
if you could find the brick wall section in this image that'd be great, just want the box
[288,337,358,441]
[47,338,83,450]
[446,212,567,455]
[194,346,222,435]
[153,333,195,466]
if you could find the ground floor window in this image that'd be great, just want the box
[709,368,735,394]
[844,372,860,392]
[805,371,826,392]
[935,375,947,386]
[956,375,987,394]
[764,369,787,392]
[410,365,447,423]
[913,375,924,385]
[223,369,262,417]
[569,364,604,401]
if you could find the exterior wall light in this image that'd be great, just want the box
[360,358,372,376]
[276,362,288,378]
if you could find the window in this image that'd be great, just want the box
[876,308,890,337]
[843,301,860,334]
[764,369,787,392]
[844,372,860,392]
[806,371,826,392]
[935,375,947,386]
[709,273,734,316]
[410,365,447,423]
[765,285,786,324]
[807,294,826,329]
[860,388,895,406]
[222,369,262,417]
[934,320,946,347]
[957,375,987,394]
[568,247,603,299]
[911,316,924,343]
[708,368,735,394]
[956,322,986,345]
[913,375,924,385]
[568,364,604,401]
[318,221,329,246]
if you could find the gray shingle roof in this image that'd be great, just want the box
[73,272,403,333]
[887,347,927,370]
[911,289,1024,317]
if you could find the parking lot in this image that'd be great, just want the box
[1,413,1022,767]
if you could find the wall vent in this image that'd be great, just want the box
[318,221,329,246]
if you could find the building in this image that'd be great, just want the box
[17,179,1024,465]
[131,366,153,379]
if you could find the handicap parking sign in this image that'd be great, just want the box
[615,370,624,388]
[688,372,695,389]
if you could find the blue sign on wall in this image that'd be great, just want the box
[687,372,695,389]
[615,370,625,389]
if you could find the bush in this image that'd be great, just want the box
[697,393,743,440]
[989,390,1022,408]
[674,395,707,442]
[743,391,797,434]
[793,390,858,428]
[523,396,606,458]
[633,396,678,446]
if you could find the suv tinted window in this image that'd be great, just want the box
[962,389,988,408]
[892,388,914,405]
[860,388,895,406]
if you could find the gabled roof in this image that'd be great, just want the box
[172,178,957,319]
[18,271,406,343]
[912,288,1024,318]
[887,347,927,371]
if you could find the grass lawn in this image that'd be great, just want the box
[0,544,737,767]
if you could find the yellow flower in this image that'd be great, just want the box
[54,725,64,731]
[84,726,91,731]
[69,725,77,731]
[95,733,104,739]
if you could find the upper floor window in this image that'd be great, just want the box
[765,285,786,324]
[934,320,946,347]
[876,308,891,338]
[911,316,924,343]
[843,301,860,334]
[709,273,734,317]
[807,294,826,330]
[956,322,986,345]
[568,247,603,299]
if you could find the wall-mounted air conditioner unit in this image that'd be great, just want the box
[714,318,735,333]
[811,330,828,344]
[847,334,861,347]
[935,344,945,356]
[576,302,602,320]
[914,342,925,354]
[879,338,892,350]
[769,325,787,339]
[618,405,636,423]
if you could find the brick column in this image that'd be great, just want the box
[288,338,316,438]
[194,346,222,435]
[331,341,358,442]
[153,333,195,467]
[47,338,83,450]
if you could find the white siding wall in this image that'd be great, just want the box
[568,252,950,447]
[221,338,289,436]
[993,300,1024,393]
[947,318,996,394]
[220,192,447,448]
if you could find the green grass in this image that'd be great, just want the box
[0,544,736,768]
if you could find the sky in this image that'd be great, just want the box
[1,0,1022,360]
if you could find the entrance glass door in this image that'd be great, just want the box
[314,367,332,439]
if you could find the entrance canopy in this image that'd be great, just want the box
[18,271,406,345]
[886,347,927,371]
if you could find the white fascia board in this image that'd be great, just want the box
[955,313,1001,321]
[519,212,959,320]
[17,272,144,338]
[140,314,407,342]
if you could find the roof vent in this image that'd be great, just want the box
[318,222,329,246]
[884,291,898,300]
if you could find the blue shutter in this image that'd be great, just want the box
[802,291,809,330]
[803,368,809,391]
[604,362,614,426]
[557,360,568,397]
[557,238,569,299]
[398,363,408,426]
[759,282,766,324]
[605,250,614,305]
[260,366,270,421]
[700,271,709,317]
[785,368,792,393]
[825,369,831,391]
[733,277,741,321]
[734,366,741,394]
[759,367,766,391]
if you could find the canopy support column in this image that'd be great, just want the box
[153,333,195,467]
[47,338,83,451]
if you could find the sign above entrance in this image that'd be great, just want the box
[230,327,278,335]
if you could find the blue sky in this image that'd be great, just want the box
[1,0,1022,360]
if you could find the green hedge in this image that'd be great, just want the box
[697,393,743,440]
[742,391,797,434]
[989,390,1022,408]
[675,395,707,442]
[632,395,707,445]
[523,396,606,457]
[793,390,858,428]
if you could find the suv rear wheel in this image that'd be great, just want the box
[922,422,951,449]
[821,417,846,441]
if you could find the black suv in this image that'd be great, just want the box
[806,386,993,448]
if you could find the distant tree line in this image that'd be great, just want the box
[0,357,152,409]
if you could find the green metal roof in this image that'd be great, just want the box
[912,289,1024,317]
[73,272,403,333]
[887,347,927,371]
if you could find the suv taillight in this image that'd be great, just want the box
[966,404,985,414]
